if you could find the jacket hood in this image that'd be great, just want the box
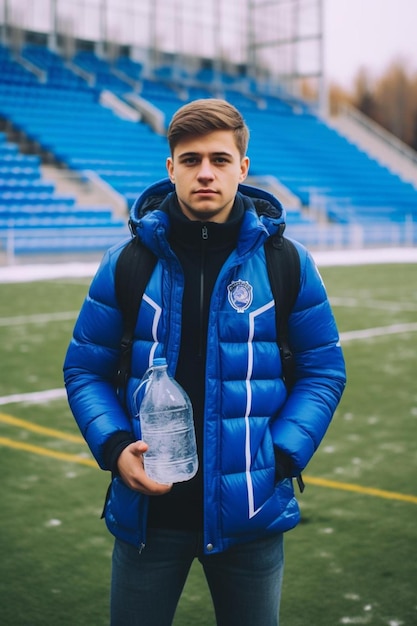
[129,178,286,236]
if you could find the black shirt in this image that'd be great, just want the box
[147,194,244,530]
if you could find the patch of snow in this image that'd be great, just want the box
[45,519,62,527]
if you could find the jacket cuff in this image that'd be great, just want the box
[102,430,135,474]
[274,447,293,482]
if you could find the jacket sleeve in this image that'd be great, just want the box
[63,242,134,470]
[270,243,346,474]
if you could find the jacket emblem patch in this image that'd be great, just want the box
[227,280,253,313]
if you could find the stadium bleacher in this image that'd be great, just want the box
[0,79,168,205]
[72,50,133,93]
[21,44,87,89]
[0,42,416,256]
[0,127,128,255]
[245,108,417,221]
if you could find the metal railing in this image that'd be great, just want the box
[1,220,415,266]
[0,224,130,265]
[285,218,417,250]
[339,104,417,168]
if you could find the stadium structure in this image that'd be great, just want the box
[0,0,417,261]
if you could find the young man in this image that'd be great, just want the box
[64,98,346,625]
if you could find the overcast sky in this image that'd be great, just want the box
[324,0,417,86]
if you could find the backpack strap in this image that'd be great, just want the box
[264,234,300,392]
[114,236,157,391]
[265,233,305,493]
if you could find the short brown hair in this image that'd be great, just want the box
[167,98,249,158]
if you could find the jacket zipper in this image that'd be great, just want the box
[199,224,208,357]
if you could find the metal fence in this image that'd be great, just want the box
[1,219,416,266]
[286,219,417,250]
[0,0,324,106]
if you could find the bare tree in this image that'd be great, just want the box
[374,59,414,144]
[330,58,417,151]
[353,67,377,119]
[327,82,352,115]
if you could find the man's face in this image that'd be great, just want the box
[166,130,249,223]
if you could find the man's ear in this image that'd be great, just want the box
[166,157,175,183]
[239,156,250,182]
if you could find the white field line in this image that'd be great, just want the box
[0,311,78,326]
[0,323,416,407]
[1,301,416,328]
[331,297,417,312]
[0,388,67,406]
[340,322,417,343]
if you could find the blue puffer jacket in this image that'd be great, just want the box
[64,179,346,555]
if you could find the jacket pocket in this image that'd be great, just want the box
[103,476,148,547]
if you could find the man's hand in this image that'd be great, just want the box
[117,440,173,495]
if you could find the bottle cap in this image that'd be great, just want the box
[153,357,167,367]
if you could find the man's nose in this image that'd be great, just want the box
[197,159,214,180]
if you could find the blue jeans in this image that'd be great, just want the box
[111,529,284,626]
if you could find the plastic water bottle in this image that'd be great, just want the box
[134,357,198,484]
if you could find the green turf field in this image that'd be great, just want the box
[0,263,416,625]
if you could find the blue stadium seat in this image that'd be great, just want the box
[0,122,129,253]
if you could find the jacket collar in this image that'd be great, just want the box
[129,178,287,256]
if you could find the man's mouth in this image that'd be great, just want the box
[194,189,217,195]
